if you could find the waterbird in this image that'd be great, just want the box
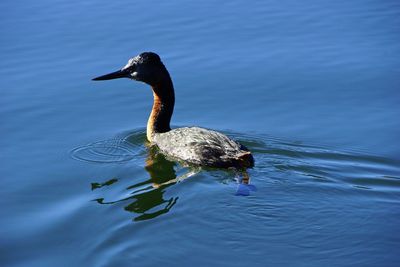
[92,52,254,169]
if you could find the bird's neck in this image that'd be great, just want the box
[147,74,175,142]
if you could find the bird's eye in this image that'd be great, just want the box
[122,64,135,72]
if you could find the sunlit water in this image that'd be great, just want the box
[1,0,400,266]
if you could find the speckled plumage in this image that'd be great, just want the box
[153,127,254,168]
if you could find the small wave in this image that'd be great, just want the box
[70,130,146,163]
[230,131,400,192]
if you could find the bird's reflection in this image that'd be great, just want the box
[91,141,256,221]
[92,145,182,221]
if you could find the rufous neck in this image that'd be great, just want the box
[146,75,175,142]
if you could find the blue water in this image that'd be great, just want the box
[1,0,400,266]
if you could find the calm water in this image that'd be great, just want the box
[1,0,400,266]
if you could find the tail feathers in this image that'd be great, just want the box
[236,151,254,168]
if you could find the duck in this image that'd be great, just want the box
[93,52,254,169]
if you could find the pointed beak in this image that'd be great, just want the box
[92,69,129,81]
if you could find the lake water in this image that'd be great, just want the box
[1,0,400,266]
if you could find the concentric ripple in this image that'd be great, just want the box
[71,130,146,163]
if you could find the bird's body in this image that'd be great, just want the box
[93,52,254,168]
[153,127,253,168]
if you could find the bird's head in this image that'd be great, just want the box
[92,52,166,86]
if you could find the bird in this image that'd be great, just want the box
[92,52,254,169]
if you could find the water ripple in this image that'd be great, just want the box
[235,132,400,192]
[70,130,146,163]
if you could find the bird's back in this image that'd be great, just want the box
[153,127,254,168]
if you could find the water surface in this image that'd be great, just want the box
[1,0,400,266]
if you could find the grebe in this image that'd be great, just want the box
[93,52,254,168]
